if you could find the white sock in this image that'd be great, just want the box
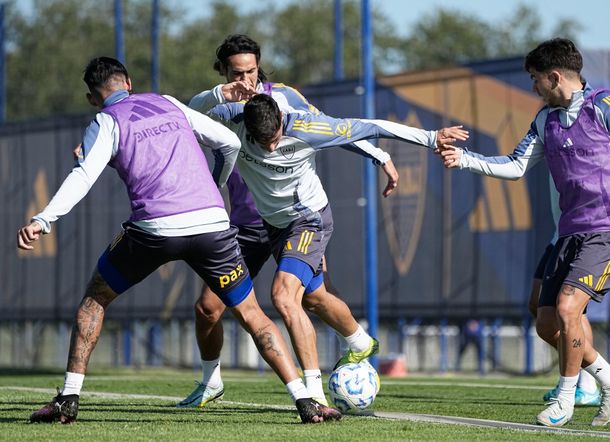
[557,375,578,407]
[61,372,85,396]
[344,325,370,353]
[304,369,325,399]
[578,368,599,393]
[584,353,610,389]
[202,358,222,388]
[286,378,309,402]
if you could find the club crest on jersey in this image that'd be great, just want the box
[280,145,295,159]
[379,112,427,276]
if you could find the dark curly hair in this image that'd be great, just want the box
[524,38,582,74]
[213,34,267,82]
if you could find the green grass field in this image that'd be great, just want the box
[1,368,609,441]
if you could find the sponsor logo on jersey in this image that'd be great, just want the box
[239,151,294,174]
[134,121,181,142]
[219,264,244,288]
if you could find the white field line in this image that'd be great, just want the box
[3,385,610,437]
[81,376,553,391]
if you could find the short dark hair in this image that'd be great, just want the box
[244,94,281,144]
[83,57,129,91]
[524,38,582,74]
[213,34,268,82]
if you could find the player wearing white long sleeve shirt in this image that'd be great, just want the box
[19,56,340,425]
[439,37,610,428]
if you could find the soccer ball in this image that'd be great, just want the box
[328,361,380,413]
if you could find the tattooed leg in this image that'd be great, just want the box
[66,269,118,374]
[556,283,590,377]
[229,289,301,384]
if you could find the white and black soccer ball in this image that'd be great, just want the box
[328,361,380,413]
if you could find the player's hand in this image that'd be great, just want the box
[381,159,399,197]
[439,146,464,168]
[436,126,469,149]
[73,143,83,162]
[221,81,257,102]
[17,221,43,250]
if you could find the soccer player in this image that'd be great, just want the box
[17,57,341,424]
[204,93,466,413]
[179,34,385,408]
[439,38,610,427]
[531,183,600,406]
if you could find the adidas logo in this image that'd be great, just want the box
[578,275,593,287]
[596,368,603,375]
[562,138,574,148]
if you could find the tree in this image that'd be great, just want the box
[402,4,583,70]
[1,0,583,122]
[265,0,404,86]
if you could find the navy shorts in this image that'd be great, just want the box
[236,223,272,278]
[533,243,554,280]
[264,205,334,288]
[539,232,610,307]
[97,223,252,307]
[234,223,323,294]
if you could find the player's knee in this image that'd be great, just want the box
[196,300,224,324]
[535,317,558,345]
[271,288,298,318]
[84,271,117,309]
[555,301,580,328]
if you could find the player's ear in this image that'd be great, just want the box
[86,92,97,107]
[549,70,561,88]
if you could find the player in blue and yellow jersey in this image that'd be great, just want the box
[19,57,341,424]
[180,34,390,408]
[204,93,467,413]
[440,38,610,427]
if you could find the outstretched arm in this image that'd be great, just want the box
[439,129,545,180]
[286,113,468,151]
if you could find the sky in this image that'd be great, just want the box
[163,0,609,50]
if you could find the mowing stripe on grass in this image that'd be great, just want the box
[3,385,610,437]
[374,411,610,438]
[382,380,550,390]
